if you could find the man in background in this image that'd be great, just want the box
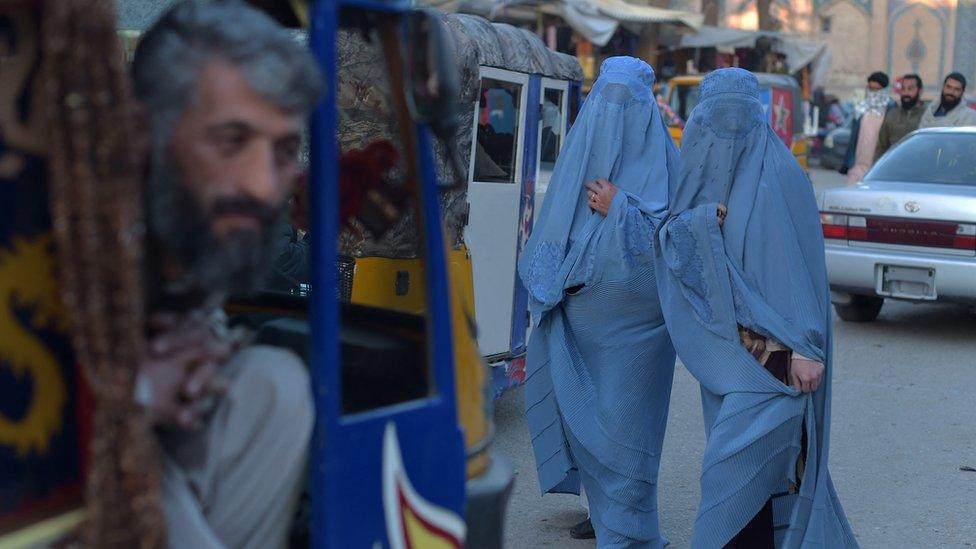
[874,73,926,160]
[840,71,893,175]
[919,72,976,128]
[844,71,893,183]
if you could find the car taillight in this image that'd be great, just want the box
[954,224,976,250]
[847,215,868,240]
[820,212,868,240]
[820,212,848,239]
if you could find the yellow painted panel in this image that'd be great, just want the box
[446,248,490,479]
[792,137,810,170]
[669,126,683,148]
[350,257,428,315]
[350,249,491,479]
[669,75,703,86]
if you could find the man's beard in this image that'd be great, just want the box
[900,94,919,109]
[941,93,962,111]
[148,158,285,297]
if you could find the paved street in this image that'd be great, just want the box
[496,167,976,548]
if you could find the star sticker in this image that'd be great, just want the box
[773,94,790,136]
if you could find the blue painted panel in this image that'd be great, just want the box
[309,2,465,546]
[510,76,542,356]
[338,0,413,11]
[308,3,342,547]
[758,88,773,122]
[568,81,583,129]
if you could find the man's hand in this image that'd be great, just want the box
[717,203,728,227]
[139,313,232,430]
[789,357,825,393]
[585,178,618,216]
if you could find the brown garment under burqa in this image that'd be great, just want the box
[724,328,808,549]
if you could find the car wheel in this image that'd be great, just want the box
[834,295,884,322]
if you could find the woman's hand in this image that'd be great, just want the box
[717,203,728,227]
[789,357,825,393]
[585,178,618,216]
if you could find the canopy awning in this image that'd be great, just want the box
[428,0,703,46]
[675,25,832,88]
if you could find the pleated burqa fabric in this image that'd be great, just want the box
[518,57,679,548]
[653,68,859,548]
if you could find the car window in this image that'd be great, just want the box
[866,133,976,186]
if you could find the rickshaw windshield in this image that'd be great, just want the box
[670,84,701,124]
[334,22,433,415]
[259,18,436,416]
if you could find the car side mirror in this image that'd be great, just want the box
[405,8,465,189]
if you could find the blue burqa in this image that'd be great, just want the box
[518,57,678,548]
[653,68,858,547]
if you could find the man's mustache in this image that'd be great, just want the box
[208,196,280,226]
[942,93,961,106]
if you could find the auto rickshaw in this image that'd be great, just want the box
[339,12,583,399]
[0,0,509,547]
[666,72,811,169]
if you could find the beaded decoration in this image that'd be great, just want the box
[42,0,164,547]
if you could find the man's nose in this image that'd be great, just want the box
[239,142,280,203]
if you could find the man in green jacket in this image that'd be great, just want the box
[874,73,926,161]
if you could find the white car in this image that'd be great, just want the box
[820,127,976,321]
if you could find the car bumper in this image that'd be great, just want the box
[825,242,976,304]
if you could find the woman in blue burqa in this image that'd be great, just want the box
[518,56,679,548]
[654,68,858,548]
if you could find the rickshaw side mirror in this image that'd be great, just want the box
[405,8,465,188]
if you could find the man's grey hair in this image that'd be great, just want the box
[132,0,323,134]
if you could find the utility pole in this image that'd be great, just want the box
[757,0,780,30]
[701,0,720,25]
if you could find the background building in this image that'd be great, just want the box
[671,0,976,97]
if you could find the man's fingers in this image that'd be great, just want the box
[791,374,803,392]
[182,361,219,400]
[584,181,600,192]
[148,312,181,331]
[175,406,206,431]
[155,344,221,382]
[150,320,211,357]
[202,336,233,363]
